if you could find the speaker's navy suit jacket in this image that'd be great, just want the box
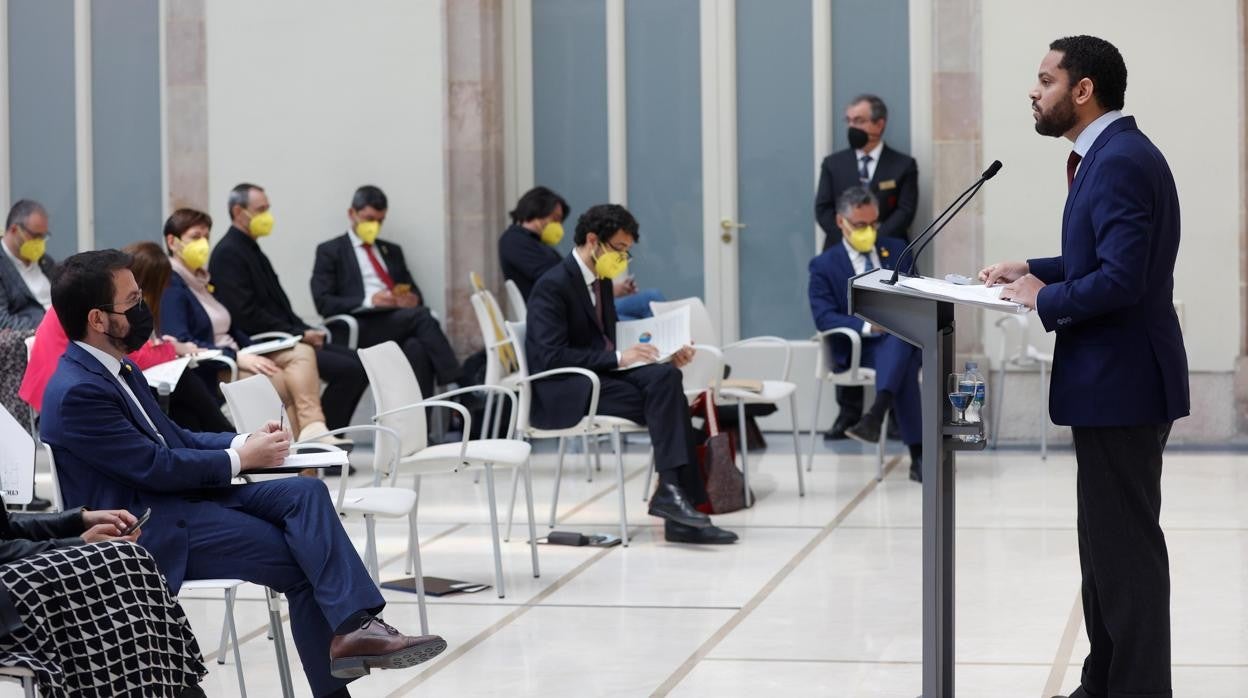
[39,342,236,592]
[1029,116,1189,427]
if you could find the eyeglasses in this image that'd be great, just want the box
[601,241,633,261]
[96,296,145,314]
[17,225,51,241]
[844,220,878,232]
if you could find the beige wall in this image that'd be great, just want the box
[203,0,448,322]
[981,0,1240,372]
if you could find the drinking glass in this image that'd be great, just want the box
[947,373,972,424]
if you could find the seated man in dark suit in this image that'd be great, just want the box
[526,203,735,544]
[814,95,919,438]
[501,186,665,320]
[808,186,923,483]
[39,250,446,698]
[208,182,368,433]
[0,200,56,331]
[310,185,460,398]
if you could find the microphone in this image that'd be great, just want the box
[884,160,1004,285]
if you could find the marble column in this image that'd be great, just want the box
[930,0,983,357]
[1235,0,1248,432]
[444,0,506,357]
[164,0,209,212]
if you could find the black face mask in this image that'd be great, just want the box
[847,126,870,150]
[102,299,154,353]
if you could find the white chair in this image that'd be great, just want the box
[36,432,288,697]
[807,328,889,480]
[0,666,35,697]
[649,298,805,503]
[989,314,1053,459]
[504,321,650,545]
[358,341,539,599]
[321,314,361,349]
[504,279,527,322]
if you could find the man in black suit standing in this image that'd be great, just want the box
[209,182,368,433]
[310,185,461,398]
[814,94,919,439]
[526,204,736,544]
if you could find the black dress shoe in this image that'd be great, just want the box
[18,495,52,512]
[909,460,922,483]
[1050,686,1095,698]
[647,483,711,528]
[177,685,207,698]
[664,521,738,544]
[823,415,857,441]
[845,414,882,445]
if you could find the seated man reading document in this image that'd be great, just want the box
[525,203,736,544]
[38,250,446,698]
[808,186,924,482]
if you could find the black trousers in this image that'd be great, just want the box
[595,364,708,505]
[835,385,864,422]
[164,369,233,432]
[356,308,460,398]
[1071,423,1173,698]
[313,344,368,430]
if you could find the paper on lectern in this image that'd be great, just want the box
[898,276,1026,311]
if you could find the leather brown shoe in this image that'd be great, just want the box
[329,619,447,678]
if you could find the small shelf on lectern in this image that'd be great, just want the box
[942,423,988,451]
[942,423,982,436]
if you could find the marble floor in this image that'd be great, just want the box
[6,437,1246,697]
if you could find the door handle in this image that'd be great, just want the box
[720,218,747,231]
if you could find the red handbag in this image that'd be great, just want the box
[691,390,752,513]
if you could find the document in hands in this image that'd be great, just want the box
[239,336,300,356]
[615,306,692,370]
[897,276,1027,312]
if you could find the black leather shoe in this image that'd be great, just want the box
[647,483,711,528]
[909,459,922,483]
[664,521,738,544]
[823,415,857,441]
[845,414,882,445]
[18,495,52,512]
[1050,687,1095,698]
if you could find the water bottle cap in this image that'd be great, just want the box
[965,361,978,370]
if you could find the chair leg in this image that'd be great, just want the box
[641,448,655,501]
[737,401,751,507]
[612,428,629,546]
[807,381,824,472]
[216,589,232,662]
[522,458,540,577]
[407,513,430,635]
[503,464,520,542]
[405,476,422,575]
[991,368,1005,450]
[583,434,593,482]
[549,436,568,528]
[224,587,247,697]
[483,463,506,598]
[364,515,380,586]
[788,394,805,496]
[266,588,295,698]
[1040,361,1049,461]
[22,676,34,698]
[876,408,888,481]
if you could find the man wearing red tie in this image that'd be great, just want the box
[981,35,1188,698]
[310,185,461,398]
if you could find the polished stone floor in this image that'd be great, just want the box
[7,437,1246,697]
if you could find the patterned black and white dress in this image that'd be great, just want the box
[0,541,206,697]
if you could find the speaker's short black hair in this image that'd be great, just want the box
[573,204,639,246]
[351,185,388,212]
[509,186,570,225]
[52,249,133,341]
[1050,35,1127,112]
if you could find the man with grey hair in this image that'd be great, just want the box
[808,185,923,482]
[0,199,56,330]
[814,94,919,439]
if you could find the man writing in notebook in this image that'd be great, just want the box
[525,204,736,544]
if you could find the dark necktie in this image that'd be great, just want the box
[859,155,873,183]
[118,362,166,445]
[591,282,615,352]
[863,252,876,273]
[1066,151,1082,189]
[362,243,395,290]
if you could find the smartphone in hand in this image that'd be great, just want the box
[121,507,152,536]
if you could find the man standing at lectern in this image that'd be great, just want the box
[981,36,1188,698]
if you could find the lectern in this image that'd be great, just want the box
[849,268,1027,697]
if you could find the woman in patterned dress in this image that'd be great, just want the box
[0,501,207,697]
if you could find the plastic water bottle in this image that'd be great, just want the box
[961,361,986,443]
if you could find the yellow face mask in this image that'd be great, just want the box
[539,221,564,246]
[18,236,46,263]
[355,220,381,245]
[178,237,211,271]
[247,210,275,238]
[593,242,629,280]
[844,223,877,253]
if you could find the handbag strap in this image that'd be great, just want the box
[702,388,719,436]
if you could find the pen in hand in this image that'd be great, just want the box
[279,404,286,434]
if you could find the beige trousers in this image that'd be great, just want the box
[236,342,325,435]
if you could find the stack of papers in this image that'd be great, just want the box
[897,277,1026,311]
[615,306,692,370]
[240,336,300,355]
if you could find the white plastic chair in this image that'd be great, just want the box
[807,328,889,480]
[321,314,360,349]
[36,431,289,697]
[504,279,527,322]
[504,321,650,545]
[0,666,35,697]
[990,314,1053,459]
[358,341,539,599]
[649,298,805,503]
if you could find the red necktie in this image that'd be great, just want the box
[1066,151,1082,189]
[362,243,395,291]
